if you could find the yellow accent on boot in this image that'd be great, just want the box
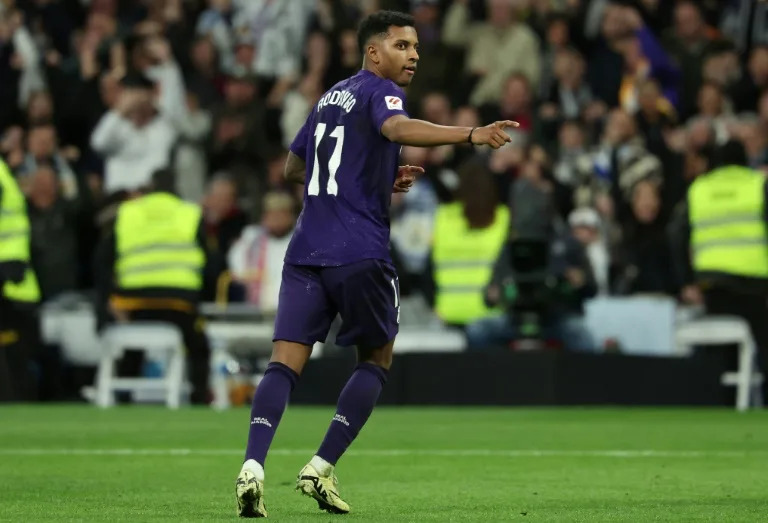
[295,463,350,514]
[236,470,267,518]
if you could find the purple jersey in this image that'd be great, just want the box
[285,69,409,266]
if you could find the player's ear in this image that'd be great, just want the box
[367,43,380,65]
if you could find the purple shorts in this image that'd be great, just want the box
[273,259,400,349]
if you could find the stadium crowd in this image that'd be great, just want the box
[1,0,768,397]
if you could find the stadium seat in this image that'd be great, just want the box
[675,316,763,411]
[94,322,187,409]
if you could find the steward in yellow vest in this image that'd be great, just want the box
[674,141,768,400]
[683,142,768,292]
[95,169,212,404]
[0,159,41,401]
[432,202,509,325]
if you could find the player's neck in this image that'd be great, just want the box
[362,62,385,80]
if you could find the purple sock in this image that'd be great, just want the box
[244,362,299,465]
[316,362,388,465]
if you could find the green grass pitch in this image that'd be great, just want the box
[1,406,767,521]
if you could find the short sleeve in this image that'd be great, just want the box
[369,82,409,134]
[289,116,311,160]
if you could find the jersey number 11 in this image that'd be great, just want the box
[308,123,344,196]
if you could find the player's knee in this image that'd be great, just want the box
[358,341,394,370]
[270,340,313,375]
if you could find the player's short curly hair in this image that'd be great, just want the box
[357,10,415,54]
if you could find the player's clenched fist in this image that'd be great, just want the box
[469,120,520,149]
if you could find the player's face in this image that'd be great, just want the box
[380,25,419,87]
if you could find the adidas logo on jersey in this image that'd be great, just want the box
[317,89,357,113]
[250,417,272,427]
[332,414,350,426]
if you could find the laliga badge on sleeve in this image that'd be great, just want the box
[385,96,403,110]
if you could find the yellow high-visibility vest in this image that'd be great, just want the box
[115,192,204,291]
[688,165,768,278]
[433,202,509,324]
[0,160,40,303]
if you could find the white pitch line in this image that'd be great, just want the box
[0,449,765,458]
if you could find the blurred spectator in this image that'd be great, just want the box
[480,73,535,136]
[390,165,439,301]
[729,46,768,114]
[24,90,55,128]
[552,119,587,188]
[720,0,768,53]
[207,72,269,194]
[185,36,224,110]
[696,82,730,123]
[569,207,610,296]
[634,79,676,162]
[613,179,676,296]
[662,1,729,120]
[280,75,322,151]
[538,13,573,100]
[542,47,593,122]
[195,0,238,74]
[0,125,25,171]
[227,192,297,312]
[759,90,768,133]
[586,2,626,107]
[26,165,79,300]
[614,7,680,116]
[431,160,509,326]
[174,92,212,203]
[701,48,742,91]
[17,123,79,199]
[301,31,332,90]
[737,116,768,172]
[2,7,45,114]
[575,108,662,220]
[402,0,458,108]
[443,0,541,106]
[90,37,191,196]
[203,173,248,269]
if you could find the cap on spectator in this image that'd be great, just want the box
[568,207,600,229]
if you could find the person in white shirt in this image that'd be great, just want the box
[90,39,190,196]
[227,192,296,314]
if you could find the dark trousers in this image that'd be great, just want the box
[0,299,40,402]
[704,287,768,397]
[119,309,211,405]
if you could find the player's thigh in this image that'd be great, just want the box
[324,259,400,364]
[273,263,336,369]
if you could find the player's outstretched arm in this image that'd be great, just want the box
[380,115,519,149]
[284,151,306,185]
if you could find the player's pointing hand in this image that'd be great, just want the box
[469,120,520,149]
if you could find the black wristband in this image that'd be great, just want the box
[467,127,476,144]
